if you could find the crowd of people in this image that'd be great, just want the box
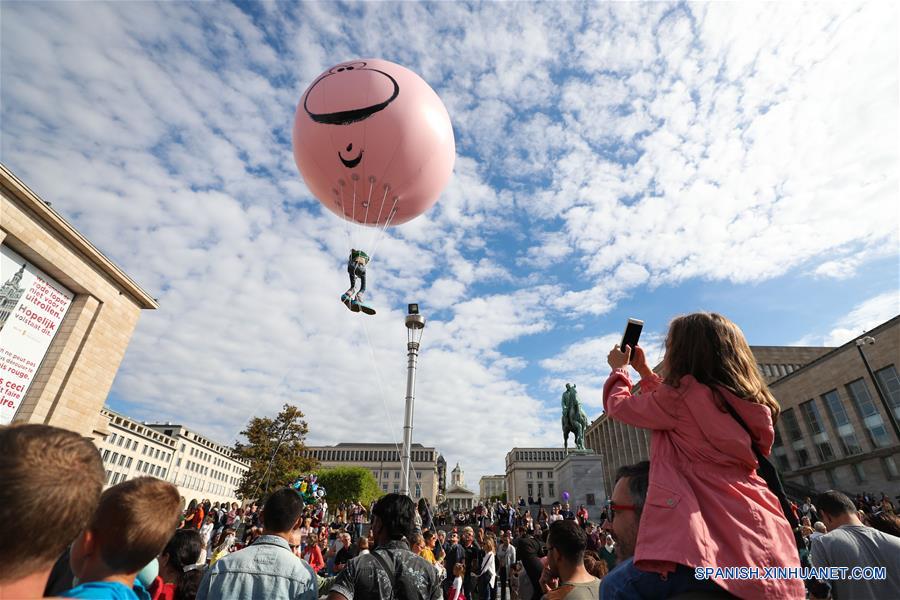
[2,311,900,600]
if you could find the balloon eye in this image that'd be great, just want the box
[347,66,354,70]
[337,67,345,72]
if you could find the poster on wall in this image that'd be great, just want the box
[0,244,74,424]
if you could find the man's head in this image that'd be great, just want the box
[546,520,587,577]
[340,532,351,547]
[260,488,305,534]
[813,522,827,534]
[462,526,474,545]
[815,490,859,530]
[70,477,181,580]
[437,530,446,542]
[0,424,104,592]
[371,493,416,543]
[449,531,459,545]
[410,532,425,554]
[602,461,648,562]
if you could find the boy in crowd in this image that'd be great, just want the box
[0,424,105,599]
[63,477,182,598]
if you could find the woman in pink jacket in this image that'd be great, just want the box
[601,312,803,599]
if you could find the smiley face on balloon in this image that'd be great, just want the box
[293,58,455,227]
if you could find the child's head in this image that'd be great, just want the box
[663,312,779,420]
[453,563,466,578]
[70,477,181,581]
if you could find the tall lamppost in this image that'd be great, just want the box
[855,336,900,442]
[400,303,425,497]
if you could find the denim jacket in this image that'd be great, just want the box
[197,535,318,600]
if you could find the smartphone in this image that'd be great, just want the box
[620,318,644,359]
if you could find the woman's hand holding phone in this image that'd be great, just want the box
[630,346,654,379]
[608,345,631,369]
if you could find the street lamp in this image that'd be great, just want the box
[400,303,425,497]
[855,336,900,442]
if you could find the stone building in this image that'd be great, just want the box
[769,316,899,497]
[304,442,441,505]
[504,447,567,504]
[478,474,507,502]
[1,164,156,435]
[445,463,477,511]
[95,407,248,505]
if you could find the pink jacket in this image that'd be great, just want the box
[603,369,804,599]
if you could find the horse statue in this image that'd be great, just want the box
[561,383,589,451]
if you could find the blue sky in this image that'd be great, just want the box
[1,1,898,485]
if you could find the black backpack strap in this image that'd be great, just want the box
[714,388,799,531]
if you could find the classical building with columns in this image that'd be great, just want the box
[445,463,477,511]
[1,163,156,436]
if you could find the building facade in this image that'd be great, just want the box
[304,443,440,505]
[445,463,477,510]
[583,346,834,495]
[1,164,156,436]
[584,414,651,501]
[505,447,567,504]
[479,474,507,502]
[94,408,248,505]
[770,316,900,498]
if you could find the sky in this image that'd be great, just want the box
[1,1,898,488]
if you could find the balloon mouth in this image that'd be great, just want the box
[339,148,364,168]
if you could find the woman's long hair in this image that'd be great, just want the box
[162,529,204,600]
[663,312,780,421]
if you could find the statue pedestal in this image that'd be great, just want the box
[553,451,606,522]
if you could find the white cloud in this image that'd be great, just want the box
[794,291,900,347]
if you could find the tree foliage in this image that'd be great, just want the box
[317,466,383,507]
[232,404,317,501]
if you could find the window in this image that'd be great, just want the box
[548,483,555,497]
[537,471,543,479]
[875,366,900,420]
[882,456,899,479]
[109,433,117,444]
[852,462,866,484]
[117,436,125,447]
[111,452,119,464]
[527,483,533,497]
[137,460,143,470]
[382,483,388,492]
[782,409,803,441]
[526,471,533,480]
[394,471,400,479]
[125,457,133,468]
[547,471,553,479]
[102,449,111,461]
[537,483,544,497]
[821,390,864,456]
[847,379,891,448]
[176,458,182,467]
[800,400,835,463]
[796,447,811,467]
[415,484,421,498]
[416,471,422,479]
[393,483,399,493]
[105,470,113,483]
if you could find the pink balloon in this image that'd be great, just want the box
[293,59,456,227]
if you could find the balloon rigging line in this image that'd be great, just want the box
[362,179,375,228]
[359,317,424,489]
[368,198,399,264]
[338,182,352,248]
[369,186,390,250]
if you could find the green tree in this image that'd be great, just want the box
[317,466,383,507]
[232,404,317,500]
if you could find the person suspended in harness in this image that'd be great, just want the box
[341,249,375,315]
